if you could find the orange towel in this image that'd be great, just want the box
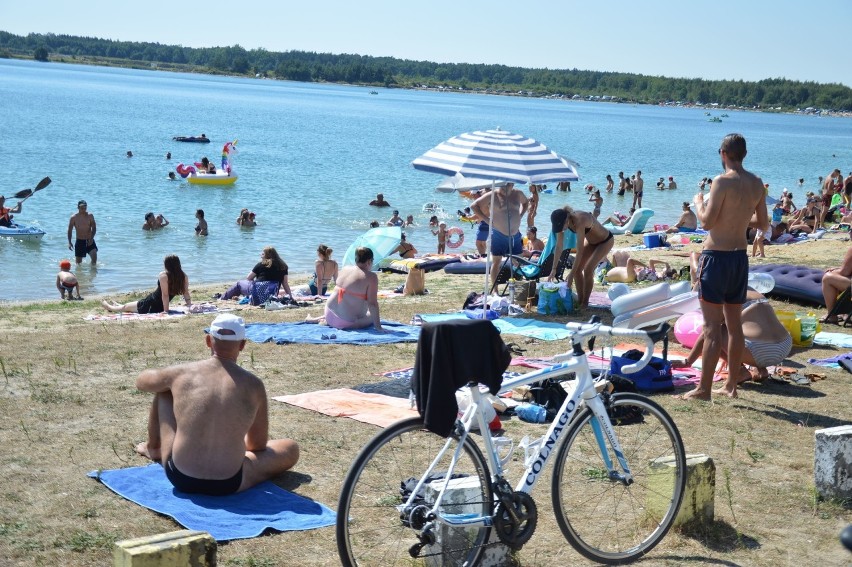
[272,388,417,428]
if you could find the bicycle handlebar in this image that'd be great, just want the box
[563,321,671,375]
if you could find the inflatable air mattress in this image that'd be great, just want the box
[749,264,824,306]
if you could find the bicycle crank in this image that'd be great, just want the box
[493,491,538,549]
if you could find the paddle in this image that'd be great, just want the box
[11,177,51,205]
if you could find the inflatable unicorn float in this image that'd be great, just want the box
[175,140,238,185]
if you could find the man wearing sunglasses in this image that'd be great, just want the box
[68,199,98,264]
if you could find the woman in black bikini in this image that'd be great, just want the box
[548,205,615,308]
[101,255,191,314]
[393,232,417,259]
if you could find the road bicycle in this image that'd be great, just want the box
[337,319,686,566]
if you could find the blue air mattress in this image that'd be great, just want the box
[749,264,824,306]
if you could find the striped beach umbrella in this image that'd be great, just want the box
[412,128,580,184]
[413,129,580,304]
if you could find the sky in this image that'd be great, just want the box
[2,0,850,87]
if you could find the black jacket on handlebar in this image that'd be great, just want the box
[412,319,511,437]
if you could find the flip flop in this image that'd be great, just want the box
[790,373,811,385]
[819,317,840,325]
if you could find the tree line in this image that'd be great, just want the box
[2,31,850,111]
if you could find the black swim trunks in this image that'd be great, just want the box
[695,249,748,305]
[74,238,97,258]
[165,456,243,496]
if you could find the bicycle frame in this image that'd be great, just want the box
[402,323,656,530]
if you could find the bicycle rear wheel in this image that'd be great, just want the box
[337,417,493,567]
[551,393,686,564]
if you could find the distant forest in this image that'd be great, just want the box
[2,31,851,112]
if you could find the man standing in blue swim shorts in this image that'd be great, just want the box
[683,134,769,401]
[472,182,528,287]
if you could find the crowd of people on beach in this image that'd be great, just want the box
[27,133,851,504]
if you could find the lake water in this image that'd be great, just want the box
[1,58,850,302]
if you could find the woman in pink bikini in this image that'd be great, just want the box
[306,247,384,331]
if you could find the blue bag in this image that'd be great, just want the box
[537,283,572,315]
[609,350,674,392]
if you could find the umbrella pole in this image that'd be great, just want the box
[483,181,497,318]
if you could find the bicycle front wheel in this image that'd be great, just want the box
[337,417,493,567]
[551,393,686,564]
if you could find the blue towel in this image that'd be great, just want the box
[813,331,852,348]
[241,320,420,345]
[492,317,571,341]
[417,313,570,341]
[88,465,336,541]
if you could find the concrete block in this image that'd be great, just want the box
[814,425,852,500]
[648,453,715,528]
[114,530,216,567]
[424,476,510,567]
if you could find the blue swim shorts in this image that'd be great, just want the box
[476,221,489,241]
[696,249,748,305]
[678,226,696,233]
[491,230,523,256]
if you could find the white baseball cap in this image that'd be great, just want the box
[209,313,246,341]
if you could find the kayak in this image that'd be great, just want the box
[0,222,46,240]
[173,136,211,143]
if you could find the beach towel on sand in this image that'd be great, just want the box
[85,303,227,322]
[88,465,335,541]
[273,388,418,427]
[416,313,572,341]
[242,321,420,345]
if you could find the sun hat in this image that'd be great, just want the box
[209,313,246,341]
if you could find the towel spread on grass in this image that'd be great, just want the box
[87,465,335,541]
[373,367,526,383]
[242,321,420,345]
[375,356,554,380]
[813,331,852,348]
[273,388,418,427]
[807,351,852,368]
[416,313,571,341]
[85,303,227,322]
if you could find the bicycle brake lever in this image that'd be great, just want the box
[586,315,601,351]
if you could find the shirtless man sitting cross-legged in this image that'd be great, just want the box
[135,313,299,495]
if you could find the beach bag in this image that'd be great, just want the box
[775,310,821,347]
[605,375,644,425]
[463,291,486,310]
[403,268,426,295]
[609,349,673,392]
[537,282,573,315]
[529,379,569,422]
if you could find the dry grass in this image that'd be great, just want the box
[1,234,851,566]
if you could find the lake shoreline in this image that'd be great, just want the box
[7,53,851,119]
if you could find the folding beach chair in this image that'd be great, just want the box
[825,287,852,327]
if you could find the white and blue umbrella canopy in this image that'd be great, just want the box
[342,226,402,270]
[435,173,510,193]
[412,129,580,184]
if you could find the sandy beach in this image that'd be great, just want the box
[1,232,851,566]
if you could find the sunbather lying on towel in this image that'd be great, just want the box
[605,250,678,283]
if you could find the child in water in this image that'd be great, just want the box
[56,259,83,300]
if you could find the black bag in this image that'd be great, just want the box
[463,291,486,310]
[606,375,644,425]
[529,379,568,422]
